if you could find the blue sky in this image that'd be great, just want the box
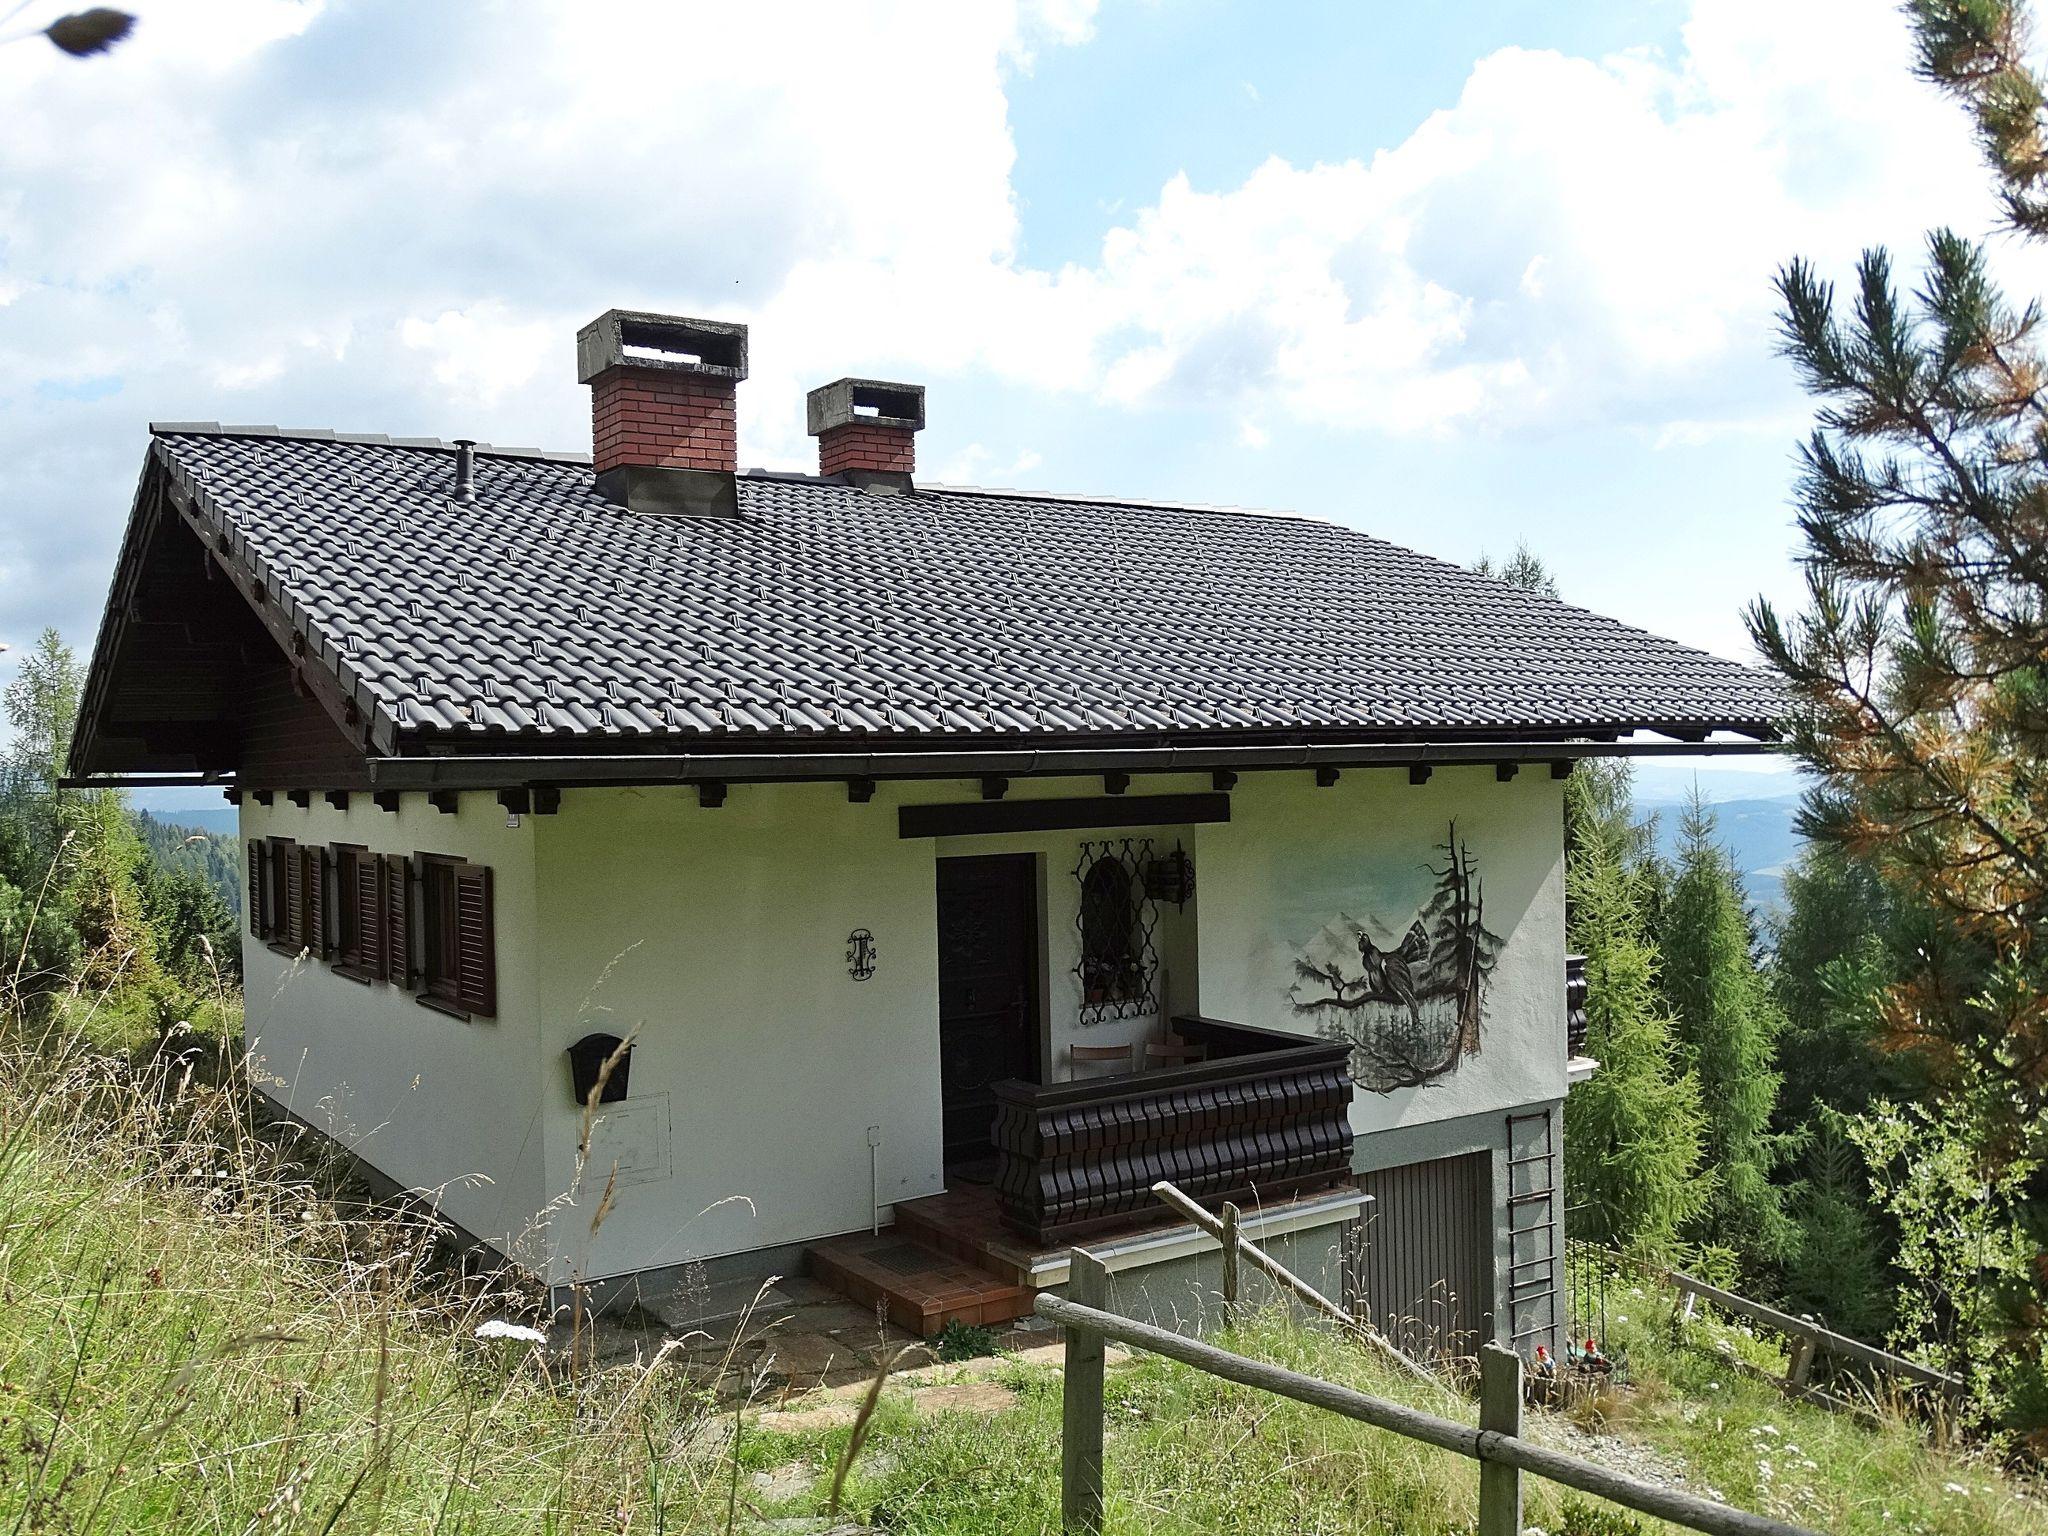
[0,0,2022,809]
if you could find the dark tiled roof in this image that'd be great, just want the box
[143,425,1783,747]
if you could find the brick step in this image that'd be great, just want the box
[804,1231,1035,1338]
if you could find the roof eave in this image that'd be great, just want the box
[358,731,1782,792]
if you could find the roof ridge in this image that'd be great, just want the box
[916,479,1336,528]
[148,422,593,465]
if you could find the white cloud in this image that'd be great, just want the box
[0,0,2022,661]
[401,305,555,406]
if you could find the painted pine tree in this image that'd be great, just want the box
[1421,823,1504,1056]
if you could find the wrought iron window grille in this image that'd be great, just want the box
[1074,837,1160,1024]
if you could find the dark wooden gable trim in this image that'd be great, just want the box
[70,444,397,781]
[898,792,1230,840]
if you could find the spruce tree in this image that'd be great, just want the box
[1562,773,1710,1261]
[1660,790,1797,1279]
[1782,1108,1894,1341]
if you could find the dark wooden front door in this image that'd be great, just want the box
[937,854,1039,1168]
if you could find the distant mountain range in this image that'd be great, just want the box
[1638,793,1804,914]
[135,805,239,838]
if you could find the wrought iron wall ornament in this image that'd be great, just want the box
[846,928,877,981]
[1074,837,1160,1023]
[1143,841,1196,909]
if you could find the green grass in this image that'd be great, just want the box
[1,1022,2041,1534]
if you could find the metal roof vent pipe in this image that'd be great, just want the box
[807,377,924,494]
[577,309,747,516]
[451,438,477,504]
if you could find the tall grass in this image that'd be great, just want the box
[3,992,2042,1533]
[0,1022,745,1533]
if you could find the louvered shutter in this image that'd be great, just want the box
[453,864,495,1016]
[303,847,329,959]
[246,839,266,938]
[283,844,304,952]
[383,853,415,988]
[354,850,385,978]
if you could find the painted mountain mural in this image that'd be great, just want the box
[1286,823,1504,1093]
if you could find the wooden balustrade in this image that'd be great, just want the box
[989,1014,1353,1245]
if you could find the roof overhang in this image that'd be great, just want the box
[355,732,1775,791]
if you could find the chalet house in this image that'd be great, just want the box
[71,311,1781,1354]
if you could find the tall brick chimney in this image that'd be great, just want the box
[806,378,925,490]
[577,310,747,514]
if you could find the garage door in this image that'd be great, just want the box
[1353,1152,1493,1361]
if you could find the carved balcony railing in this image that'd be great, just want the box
[1565,953,1590,1058]
[989,1015,1354,1246]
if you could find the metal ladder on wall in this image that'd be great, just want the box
[1505,1108,1560,1350]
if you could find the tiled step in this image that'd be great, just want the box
[805,1231,1035,1338]
[892,1190,1024,1277]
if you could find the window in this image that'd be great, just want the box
[1076,841,1158,1023]
[332,845,384,980]
[246,835,491,1015]
[419,855,494,1017]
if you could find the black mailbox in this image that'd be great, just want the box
[566,1032,633,1105]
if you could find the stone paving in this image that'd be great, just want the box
[576,1268,1069,1407]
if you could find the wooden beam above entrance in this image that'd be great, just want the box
[899,792,1230,839]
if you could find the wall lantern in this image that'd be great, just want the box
[566,1032,633,1105]
[1143,842,1196,909]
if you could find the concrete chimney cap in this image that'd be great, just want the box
[577,310,748,386]
[806,377,926,436]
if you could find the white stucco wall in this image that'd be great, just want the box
[239,764,1565,1289]
[239,794,549,1263]
[531,782,946,1285]
[1193,765,1569,1138]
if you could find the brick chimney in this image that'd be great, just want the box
[806,378,925,490]
[577,310,747,514]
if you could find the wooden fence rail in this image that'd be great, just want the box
[1042,1262,1823,1536]
[1661,1267,1964,1400]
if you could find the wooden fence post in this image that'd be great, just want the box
[1062,1249,1109,1534]
[1786,1317,1818,1391]
[1477,1342,1524,1536]
[1220,1201,1241,1316]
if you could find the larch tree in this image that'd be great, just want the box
[1660,791,1798,1280]
[1562,772,1711,1261]
[1748,0,2048,1437]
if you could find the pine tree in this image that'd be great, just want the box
[1562,774,1711,1261]
[1660,790,1798,1280]
[1747,0,2048,1435]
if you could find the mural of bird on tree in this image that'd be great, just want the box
[1287,822,1504,1092]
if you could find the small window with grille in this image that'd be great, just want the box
[1075,839,1158,1022]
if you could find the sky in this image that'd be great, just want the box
[0,0,2028,808]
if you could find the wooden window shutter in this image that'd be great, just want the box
[247,839,266,939]
[302,846,329,960]
[383,853,416,988]
[453,864,495,1016]
[353,850,386,979]
[283,843,304,951]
